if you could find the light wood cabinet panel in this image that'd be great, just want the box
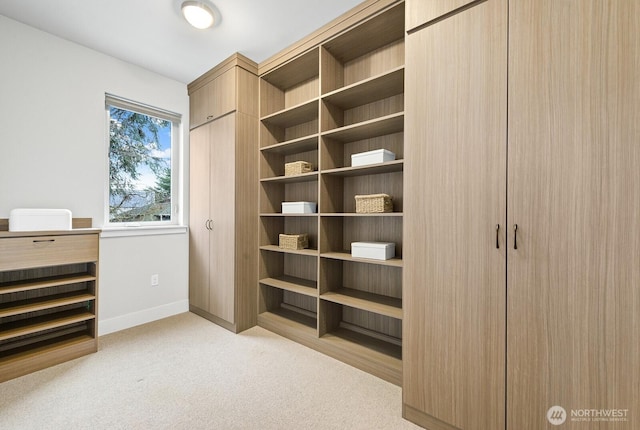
[403,0,507,428]
[208,114,236,324]
[188,124,211,311]
[188,54,258,333]
[406,0,478,31]
[0,228,99,382]
[189,67,236,129]
[507,0,640,428]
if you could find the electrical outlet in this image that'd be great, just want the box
[151,274,159,286]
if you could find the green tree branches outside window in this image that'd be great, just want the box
[107,105,174,223]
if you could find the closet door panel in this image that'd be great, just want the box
[507,0,640,428]
[208,114,237,323]
[403,0,507,428]
[189,124,211,310]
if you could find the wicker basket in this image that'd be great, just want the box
[279,233,309,250]
[285,161,313,176]
[355,194,393,213]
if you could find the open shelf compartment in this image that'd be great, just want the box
[320,257,402,320]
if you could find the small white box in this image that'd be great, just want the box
[281,201,317,214]
[9,208,72,232]
[351,241,395,260]
[351,149,396,167]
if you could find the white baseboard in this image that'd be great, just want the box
[98,300,189,336]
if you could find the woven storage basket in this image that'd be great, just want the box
[279,233,309,250]
[355,194,393,213]
[285,161,313,176]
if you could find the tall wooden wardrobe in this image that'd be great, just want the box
[403,0,640,429]
[188,54,259,333]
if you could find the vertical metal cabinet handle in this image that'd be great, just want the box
[209,220,213,230]
[513,224,518,250]
[496,224,500,249]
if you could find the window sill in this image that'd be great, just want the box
[100,225,188,238]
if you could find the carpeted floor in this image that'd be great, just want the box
[0,312,421,430]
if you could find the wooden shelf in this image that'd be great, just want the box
[322,67,405,109]
[260,213,318,217]
[261,49,319,89]
[322,3,405,63]
[321,112,404,143]
[0,273,96,295]
[260,245,318,257]
[0,333,96,383]
[260,172,319,184]
[260,276,317,297]
[320,213,403,217]
[320,251,403,268]
[258,308,317,332]
[0,309,94,342]
[260,99,318,127]
[321,289,402,320]
[260,135,318,154]
[321,326,402,385]
[322,160,404,177]
[0,292,95,319]
[257,1,404,386]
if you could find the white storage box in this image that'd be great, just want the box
[351,149,396,167]
[281,201,317,214]
[351,241,395,260]
[9,208,72,232]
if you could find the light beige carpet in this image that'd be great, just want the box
[0,312,421,429]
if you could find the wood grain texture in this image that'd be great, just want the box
[188,123,211,311]
[406,0,479,32]
[402,0,507,428]
[507,0,640,428]
[189,68,236,129]
[0,234,98,271]
[208,113,236,324]
[234,110,259,332]
[258,0,403,75]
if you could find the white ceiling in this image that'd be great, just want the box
[0,0,364,84]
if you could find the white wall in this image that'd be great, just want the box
[0,15,190,335]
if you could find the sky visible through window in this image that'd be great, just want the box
[108,106,173,222]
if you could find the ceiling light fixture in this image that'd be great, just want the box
[181,1,215,29]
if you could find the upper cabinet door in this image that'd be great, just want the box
[507,0,640,428]
[189,68,237,129]
[403,0,508,428]
[406,0,479,32]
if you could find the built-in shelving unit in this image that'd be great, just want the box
[258,0,405,385]
[0,228,100,382]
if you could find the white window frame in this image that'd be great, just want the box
[104,93,181,229]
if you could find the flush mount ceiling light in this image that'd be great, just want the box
[181,1,216,29]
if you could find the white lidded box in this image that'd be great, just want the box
[351,241,395,260]
[351,149,396,167]
[281,201,317,214]
[9,208,72,232]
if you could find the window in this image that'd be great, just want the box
[105,94,181,225]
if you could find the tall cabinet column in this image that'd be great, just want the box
[188,54,259,333]
[507,0,640,428]
[403,0,508,428]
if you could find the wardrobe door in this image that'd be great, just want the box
[208,113,237,323]
[403,0,508,428]
[189,123,211,311]
[507,1,640,428]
